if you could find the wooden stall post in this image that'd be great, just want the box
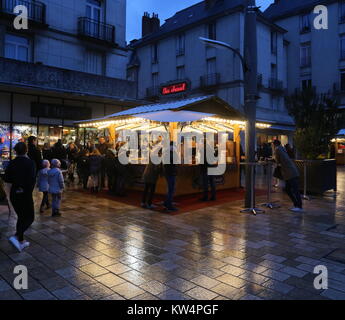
[234,124,241,187]
[169,122,178,142]
[108,124,116,149]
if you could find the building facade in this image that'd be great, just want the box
[0,0,137,167]
[264,0,345,100]
[128,0,295,149]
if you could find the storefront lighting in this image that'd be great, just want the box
[79,117,148,129]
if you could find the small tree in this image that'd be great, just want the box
[286,87,343,160]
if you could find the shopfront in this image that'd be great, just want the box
[333,129,345,165]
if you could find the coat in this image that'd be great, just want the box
[4,156,36,193]
[28,143,42,170]
[48,168,65,194]
[89,155,103,175]
[274,146,299,181]
[143,162,160,184]
[37,168,50,192]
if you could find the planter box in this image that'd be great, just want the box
[295,159,337,194]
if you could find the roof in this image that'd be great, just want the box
[76,95,245,124]
[337,129,345,136]
[264,0,335,21]
[131,0,286,48]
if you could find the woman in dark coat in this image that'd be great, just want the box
[88,149,103,193]
[4,142,36,252]
[27,136,42,171]
[52,139,67,169]
[42,142,53,162]
[77,149,90,189]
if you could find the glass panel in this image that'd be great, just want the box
[18,46,29,61]
[12,124,37,158]
[0,124,11,172]
[4,43,16,59]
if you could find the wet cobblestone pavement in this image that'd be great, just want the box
[0,168,344,300]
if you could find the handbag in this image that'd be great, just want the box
[273,166,283,180]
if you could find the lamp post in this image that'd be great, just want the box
[199,0,259,210]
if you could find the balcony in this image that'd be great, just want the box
[146,86,160,99]
[0,57,136,99]
[78,17,115,45]
[200,73,220,90]
[0,0,46,24]
[268,78,284,92]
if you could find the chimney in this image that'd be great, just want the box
[142,12,160,37]
[151,13,160,33]
[205,0,217,9]
[142,12,151,37]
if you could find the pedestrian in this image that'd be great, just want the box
[200,140,217,202]
[77,149,90,189]
[48,159,65,217]
[66,142,79,182]
[273,140,304,213]
[27,136,42,171]
[37,159,51,213]
[141,157,160,209]
[115,142,128,196]
[52,139,67,169]
[42,142,53,162]
[88,148,103,193]
[285,144,295,159]
[104,149,117,195]
[163,142,178,212]
[4,142,36,252]
[97,137,109,156]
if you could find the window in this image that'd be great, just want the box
[207,58,216,75]
[86,0,102,21]
[208,22,216,40]
[176,66,185,80]
[176,33,185,56]
[271,63,277,79]
[341,35,345,60]
[301,79,312,90]
[152,72,159,88]
[340,1,345,23]
[300,14,310,33]
[341,71,345,92]
[271,32,277,54]
[151,43,158,64]
[85,51,103,75]
[4,34,30,62]
[300,43,311,67]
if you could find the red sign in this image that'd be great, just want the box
[161,82,188,95]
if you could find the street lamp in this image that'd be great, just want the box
[199,0,261,214]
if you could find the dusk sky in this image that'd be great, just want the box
[126,0,274,42]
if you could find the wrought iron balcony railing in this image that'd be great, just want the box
[268,78,284,91]
[0,0,46,24]
[200,73,220,89]
[78,17,115,44]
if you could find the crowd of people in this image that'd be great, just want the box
[2,134,304,253]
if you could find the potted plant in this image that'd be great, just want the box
[286,87,344,194]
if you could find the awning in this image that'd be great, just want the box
[337,129,345,136]
[139,110,215,123]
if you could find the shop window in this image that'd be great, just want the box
[0,124,11,171]
[4,34,30,62]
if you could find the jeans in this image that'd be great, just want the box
[285,177,302,209]
[10,190,35,242]
[165,175,176,209]
[142,183,156,206]
[51,193,62,211]
[202,171,216,200]
[40,191,49,208]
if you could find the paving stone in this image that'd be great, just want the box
[157,289,190,300]
[95,273,126,288]
[262,279,294,295]
[0,279,11,292]
[321,289,345,300]
[22,288,56,300]
[166,278,196,292]
[280,266,308,278]
[216,274,246,289]
[112,282,145,299]
[186,286,218,300]
[140,280,169,295]
[80,283,114,300]
[52,286,84,300]
[190,275,220,289]
[79,263,109,277]
[261,269,291,282]
[106,263,132,275]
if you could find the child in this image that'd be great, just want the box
[48,159,65,217]
[37,159,50,213]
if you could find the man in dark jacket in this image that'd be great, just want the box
[4,142,36,252]
[273,140,303,213]
[52,139,67,169]
[27,136,42,171]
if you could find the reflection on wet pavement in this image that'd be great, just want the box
[0,167,344,300]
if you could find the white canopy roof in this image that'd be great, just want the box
[139,110,215,123]
[337,129,345,136]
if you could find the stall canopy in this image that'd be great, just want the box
[337,129,345,136]
[76,95,245,126]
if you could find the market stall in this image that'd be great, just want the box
[76,96,271,195]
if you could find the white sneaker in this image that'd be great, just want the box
[8,236,22,252]
[290,207,304,213]
[20,241,30,251]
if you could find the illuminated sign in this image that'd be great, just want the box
[161,82,188,95]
